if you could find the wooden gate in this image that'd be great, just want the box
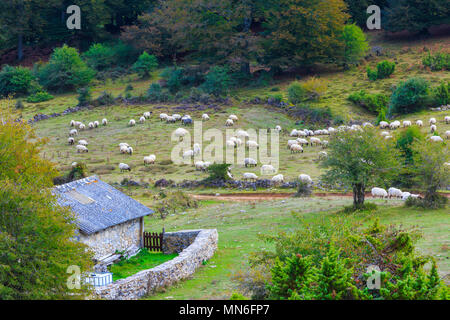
[143,231,163,251]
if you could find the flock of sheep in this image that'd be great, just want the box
[65,109,448,194]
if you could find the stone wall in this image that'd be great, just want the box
[162,230,201,254]
[94,229,218,300]
[80,218,141,260]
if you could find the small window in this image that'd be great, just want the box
[67,190,95,204]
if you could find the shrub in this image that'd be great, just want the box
[26,91,54,103]
[161,67,184,93]
[94,91,115,106]
[339,24,369,67]
[147,83,169,102]
[204,164,232,182]
[53,163,88,185]
[348,90,389,113]
[82,43,115,71]
[301,77,327,100]
[367,61,395,80]
[201,66,232,96]
[293,180,312,197]
[15,99,24,110]
[287,81,306,104]
[132,52,158,78]
[0,65,35,97]
[153,190,198,219]
[366,66,378,81]
[77,87,92,106]
[37,45,95,92]
[376,107,387,125]
[433,81,449,106]
[388,77,429,115]
[422,51,450,71]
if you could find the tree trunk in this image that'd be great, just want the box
[17,34,23,61]
[353,183,365,208]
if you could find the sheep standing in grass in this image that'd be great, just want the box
[166,116,176,123]
[76,145,88,153]
[126,146,133,155]
[298,174,312,184]
[78,139,88,146]
[388,187,402,199]
[225,119,234,127]
[290,144,303,153]
[389,121,400,130]
[310,137,321,146]
[275,125,282,132]
[236,130,249,139]
[94,121,99,128]
[401,192,411,200]
[430,125,437,133]
[445,131,450,139]
[261,164,276,175]
[246,140,259,149]
[183,150,194,159]
[318,151,328,159]
[139,116,146,123]
[68,137,74,145]
[429,118,436,125]
[297,138,309,146]
[403,120,411,127]
[193,143,201,155]
[69,129,78,136]
[88,122,94,129]
[242,172,258,182]
[202,113,210,121]
[70,120,76,127]
[229,115,238,122]
[271,174,284,184]
[143,112,151,119]
[379,121,389,129]
[102,118,108,126]
[172,114,181,121]
[416,120,423,127]
[226,140,236,148]
[120,145,129,154]
[143,155,156,165]
[160,113,168,121]
[244,158,257,167]
[445,116,450,124]
[430,135,443,142]
[79,123,86,130]
[129,119,136,126]
[119,163,131,172]
[371,187,387,198]
[174,128,189,141]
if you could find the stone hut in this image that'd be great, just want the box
[53,175,154,260]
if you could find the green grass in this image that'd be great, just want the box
[140,197,448,300]
[109,249,178,281]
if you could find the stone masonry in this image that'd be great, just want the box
[93,229,218,300]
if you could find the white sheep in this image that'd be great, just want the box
[69,129,78,136]
[403,120,411,127]
[430,124,437,133]
[193,143,201,155]
[143,155,156,165]
[290,129,299,137]
[194,161,206,171]
[160,113,168,121]
[388,187,403,198]
[271,174,284,184]
[129,119,136,126]
[242,172,258,181]
[79,123,86,130]
[321,140,329,148]
[172,114,181,121]
[275,125,282,132]
[126,146,133,155]
[445,116,450,124]
[88,122,94,129]
[76,145,88,153]
[429,118,437,125]
[235,138,243,147]
[328,127,336,134]
[287,140,298,149]
[183,150,194,159]
[120,145,129,154]
[401,192,411,200]
[445,131,450,139]
[225,119,234,127]
[290,143,303,153]
[102,118,108,126]
[430,135,443,142]
[298,174,312,184]
[226,140,236,148]
[68,137,74,145]
[166,116,176,123]
[363,122,374,128]
[139,116,146,123]
[78,139,88,146]
[297,138,309,146]
[119,163,131,172]
[246,140,259,149]
[310,137,321,146]
[174,128,189,141]
[235,130,249,138]
[143,112,151,119]
[371,187,387,198]
[261,164,276,175]
[119,142,129,148]
[381,131,390,137]
[202,114,210,121]
[416,120,423,127]
[244,158,257,167]
[70,120,76,127]
[379,121,389,129]
[389,121,400,130]
[94,120,99,128]
[229,114,238,122]
[318,151,328,159]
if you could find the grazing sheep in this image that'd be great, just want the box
[70,120,76,127]
[88,122,95,129]
[271,174,284,184]
[119,163,131,172]
[129,119,136,126]
[76,145,88,153]
[160,113,168,121]
[78,139,88,146]
[202,113,210,121]
[143,112,151,119]
[102,118,108,126]
[126,146,133,155]
[235,130,249,138]
[139,116,146,123]
[363,122,374,128]
[174,128,189,141]
[244,158,257,167]
[225,119,234,127]
[388,187,403,199]
[445,116,450,124]
[298,174,312,184]
[290,129,298,137]
[166,116,176,123]
[79,123,86,130]
[143,155,156,165]
[371,187,387,198]
[120,145,129,154]
[172,114,181,121]
[290,143,303,153]
[235,138,243,147]
[229,114,238,122]
[384,135,393,140]
[193,143,201,155]
[445,131,450,139]
[401,192,411,200]
[242,172,258,181]
[328,127,336,134]
[119,142,129,148]
[416,120,423,127]
[246,140,259,149]
[297,138,309,146]
[68,137,74,145]
[381,131,390,137]
[310,137,321,146]
[321,140,329,148]
[226,140,236,148]
[429,118,437,125]
[275,125,282,132]
[69,129,78,136]
[287,139,298,149]
[389,121,400,130]
[379,121,389,129]
[261,164,276,175]
[403,120,411,127]
[183,150,194,159]
[430,124,437,133]
[430,135,443,142]
[181,117,193,125]
[94,121,99,128]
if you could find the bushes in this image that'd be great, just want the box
[201,66,232,96]
[0,65,35,97]
[433,81,449,106]
[153,190,198,219]
[204,164,232,182]
[93,91,115,106]
[147,83,169,102]
[366,60,395,80]
[161,67,184,93]
[339,24,369,67]
[82,43,115,71]
[37,45,95,92]
[26,91,54,103]
[132,52,158,78]
[77,87,92,106]
[348,90,389,113]
[287,78,327,104]
[388,77,429,115]
[422,51,450,71]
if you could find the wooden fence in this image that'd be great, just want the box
[143,231,163,251]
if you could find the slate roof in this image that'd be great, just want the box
[53,175,153,235]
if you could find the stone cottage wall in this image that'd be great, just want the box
[80,218,141,260]
[93,229,218,300]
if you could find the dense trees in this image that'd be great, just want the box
[0,117,93,299]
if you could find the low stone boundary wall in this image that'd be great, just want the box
[93,229,218,300]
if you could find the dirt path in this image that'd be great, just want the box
[191,192,450,202]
